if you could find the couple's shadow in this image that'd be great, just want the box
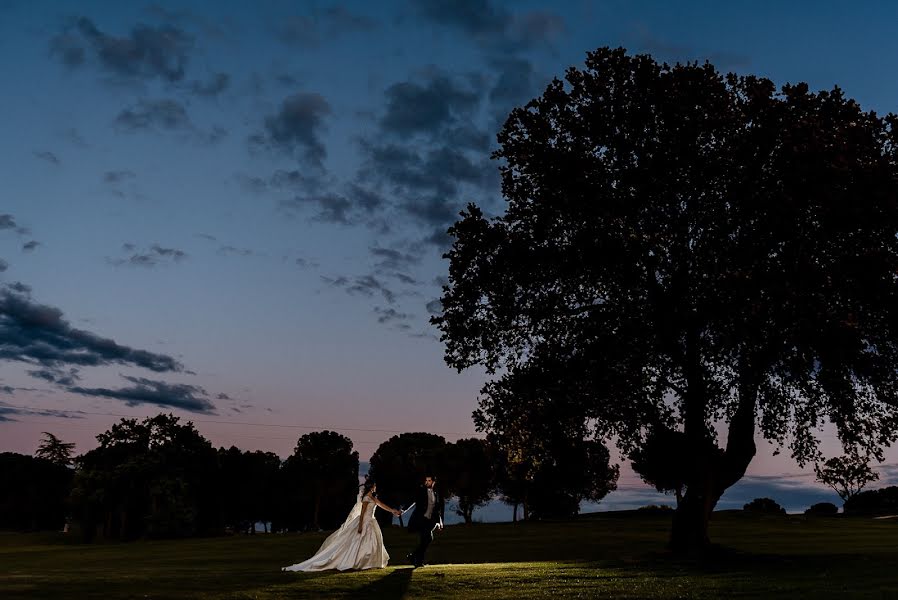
[350,567,414,599]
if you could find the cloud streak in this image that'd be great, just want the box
[0,402,85,423]
[109,243,188,267]
[0,284,183,373]
[70,375,215,414]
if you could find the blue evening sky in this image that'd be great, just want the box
[2,0,897,510]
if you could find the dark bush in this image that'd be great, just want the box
[804,502,839,516]
[743,497,786,515]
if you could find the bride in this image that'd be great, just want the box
[283,479,401,572]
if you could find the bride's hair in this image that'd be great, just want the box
[361,477,376,497]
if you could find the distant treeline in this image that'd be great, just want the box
[0,413,620,541]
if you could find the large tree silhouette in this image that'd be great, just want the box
[435,47,898,552]
[71,414,220,540]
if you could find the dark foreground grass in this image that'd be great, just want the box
[3,511,898,599]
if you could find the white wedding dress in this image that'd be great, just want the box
[283,492,390,572]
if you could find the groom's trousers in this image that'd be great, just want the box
[411,520,436,565]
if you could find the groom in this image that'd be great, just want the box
[406,474,444,568]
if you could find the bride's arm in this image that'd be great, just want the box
[369,494,401,516]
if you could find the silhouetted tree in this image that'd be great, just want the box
[219,447,282,533]
[494,451,531,523]
[435,47,898,553]
[476,385,619,520]
[445,438,495,524]
[0,452,72,531]
[35,432,75,467]
[526,438,619,519]
[281,431,358,531]
[368,432,447,528]
[814,454,879,504]
[70,414,221,541]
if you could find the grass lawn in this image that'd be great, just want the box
[3,511,898,599]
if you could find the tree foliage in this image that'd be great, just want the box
[280,430,358,531]
[219,446,282,533]
[70,414,221,540]
[368,432,447,527]
[35,432,75,467]
[434,46,898,551]
[629,426,693,505]
[843,485,898,515]
[445,437,496,524]
[0,452,72,531]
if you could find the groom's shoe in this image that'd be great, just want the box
[406,553,423,568]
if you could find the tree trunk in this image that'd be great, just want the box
[670,472,717,553]
[670,364,759,555]
[512,502,518,523]
[672,319,713,554]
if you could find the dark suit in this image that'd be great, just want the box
[407,484,443,566]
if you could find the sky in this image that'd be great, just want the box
[2,0,898,514]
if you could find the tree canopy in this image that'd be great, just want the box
[280,430,359,531]
[71,414,221,540]
[814,453,879,504]
[434,47,898,551]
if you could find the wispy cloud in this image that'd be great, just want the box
[108,243,188,267]
[51,17,194,83]
[0,401,85,423]
[34,150,60,166]
[410,0,565,52]
[0,214,29,235]
[322,273,397,304]
[114,99,227,143]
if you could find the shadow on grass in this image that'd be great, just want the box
[349,567,414,599]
